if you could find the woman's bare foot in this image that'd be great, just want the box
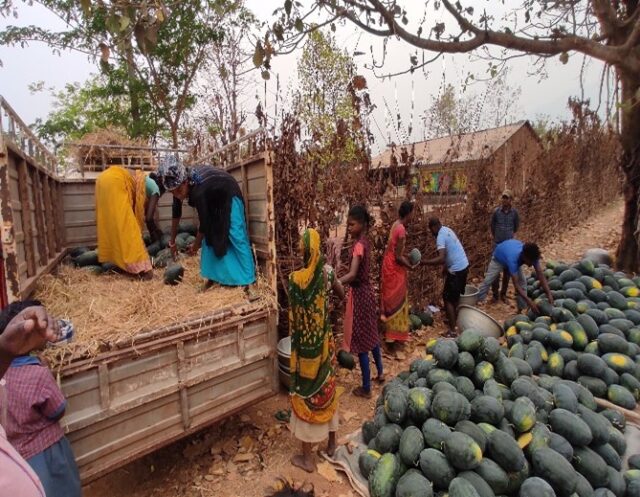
[140,270,153,281]
[327,432,337,457]
[199,280,216,293]
[291,454,316,473]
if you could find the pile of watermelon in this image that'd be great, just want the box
[145,222,197,269]
[409,311,434,331]
[68,222,197,275]
[504,258,640,410]
[359,329,640,497]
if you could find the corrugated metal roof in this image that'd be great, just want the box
[371,121,535,169]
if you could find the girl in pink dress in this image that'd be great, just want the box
[339,205,384,398]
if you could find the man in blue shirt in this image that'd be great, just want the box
[424,218,469,337]
[490,190,520,301]
[478,239,553,313]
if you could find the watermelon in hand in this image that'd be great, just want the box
[409,248,421,266]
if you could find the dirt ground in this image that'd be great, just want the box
[84,200,624,497]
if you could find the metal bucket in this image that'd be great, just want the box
[458,285,480,307]
[583,248,612,266]
[278,364,291,389]
[277,336,291,370]
[456,304,503,338]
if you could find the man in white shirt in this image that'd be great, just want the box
[424,218,469,337]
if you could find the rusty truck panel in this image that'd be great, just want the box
[61,304,277,482]
[0,97,66,302]
[60,177,198,248]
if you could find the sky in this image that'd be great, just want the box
[0,1,610,156]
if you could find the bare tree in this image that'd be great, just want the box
[424,68,523,138]
[261,1,638,271]
[190,6,258,148]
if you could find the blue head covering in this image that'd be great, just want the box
[157,154,187,191]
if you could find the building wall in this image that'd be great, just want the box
[412,126,542,196]
[495,125,543,195]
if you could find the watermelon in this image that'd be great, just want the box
[398,426,425,467]
[337,350,356,369]
[395,469,433,497]
[369,453,403,497]
[163,264,184,285]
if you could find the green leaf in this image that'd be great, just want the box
[253,41,265,67]
[273,23,285,41]
[559,52,569,64]
[261,70,271,80]
[285,0,292,16]
[295,18,304,32]
[106,15,120,34]
[119,15,130,32]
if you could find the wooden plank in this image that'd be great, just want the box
[41,176,57,256]
[52,181,64,250]
[0,140,20,302]
[17,159,35,276]
[240,162,250,225]
[263,151,278,296]
[176,341,191,430]
[31,168,48,265]
[98,363,110,410]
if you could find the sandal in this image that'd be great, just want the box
[353,387,372,399]
[275,409,291,422]
[440,330,457,339]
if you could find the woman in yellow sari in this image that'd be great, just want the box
[289,228,344,473]
[95,166,160,278]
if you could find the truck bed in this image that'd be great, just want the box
[61,300,277,482]
[0,97,279,483]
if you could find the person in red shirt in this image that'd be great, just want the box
[0,300,81,497]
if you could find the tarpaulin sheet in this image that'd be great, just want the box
[325,405,640,497]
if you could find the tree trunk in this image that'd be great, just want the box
[615,72,640,273]
[124,41,143,137]
[170,123,179,149]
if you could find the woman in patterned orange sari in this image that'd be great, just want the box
[381,201,416,345]
[289,229,344,473]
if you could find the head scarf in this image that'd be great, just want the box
[157,154,187,191]
[288,229,341,424]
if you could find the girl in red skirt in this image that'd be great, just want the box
[339,205,384,398]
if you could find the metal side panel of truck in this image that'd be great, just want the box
[0,96,279,483]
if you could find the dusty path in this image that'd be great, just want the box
[84,200,624,497]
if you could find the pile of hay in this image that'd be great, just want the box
[70,127,150,171]
[35,256,273,368]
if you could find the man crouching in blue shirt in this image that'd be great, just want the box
[478,239,554,314]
